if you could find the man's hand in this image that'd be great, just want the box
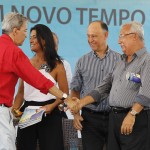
[65,97,82,114]
[73,113,83,130]
[121,112,135,135]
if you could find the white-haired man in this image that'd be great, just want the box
[67,21,150,150]
[0,12,69,150]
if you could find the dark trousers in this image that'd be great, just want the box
[17,100,64,150]
[81,108,109,150]
[108,110,150,150]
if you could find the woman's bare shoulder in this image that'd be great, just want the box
[56,61,64,69]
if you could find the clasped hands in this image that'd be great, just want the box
[39,97,82,114]
[65,97,82,114]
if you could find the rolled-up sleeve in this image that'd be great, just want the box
[136,58,150,106]
[88,73,112,102]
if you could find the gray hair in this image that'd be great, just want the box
[2,12,28,34]
[121,21,144,41]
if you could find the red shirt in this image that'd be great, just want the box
[0,34,54,107]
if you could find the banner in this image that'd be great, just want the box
[0,0,149,70]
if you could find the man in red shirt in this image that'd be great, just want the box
[0,12,68,150]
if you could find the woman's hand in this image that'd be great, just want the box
[39,104,55,114]
[11,108,23,118]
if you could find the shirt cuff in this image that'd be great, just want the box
[40,80,54,94]
[70,86,80,91]
[136,94,150,107]
[88,90,101,102]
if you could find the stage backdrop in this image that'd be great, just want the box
[0,0,150,72]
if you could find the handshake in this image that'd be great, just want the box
[11,95,95,117]
[64,97,82,114]
[65,95,94,114]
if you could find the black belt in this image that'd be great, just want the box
[111,106,131,113]
[20,99,56,112]
[82,107,109,115]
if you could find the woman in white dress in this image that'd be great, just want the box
[13,24,69,150]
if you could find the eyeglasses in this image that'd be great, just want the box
[119,33,135,39]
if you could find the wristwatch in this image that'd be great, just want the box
[130,109,138,116]
[60,93,68,101]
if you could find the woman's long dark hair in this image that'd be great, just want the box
[30,24,62,71]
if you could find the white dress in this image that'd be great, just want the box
[24,69,56,102]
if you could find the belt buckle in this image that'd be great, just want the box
[112,107,119,113]
[111,107,130,114]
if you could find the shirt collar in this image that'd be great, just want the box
[92,46,110,58]
[2,34,13,42]
[135,47,147,57]
[121,47,147,60]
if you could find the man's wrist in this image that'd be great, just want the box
[130,109,139,116]
[60,93,68,101]
[78,101,83,110]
